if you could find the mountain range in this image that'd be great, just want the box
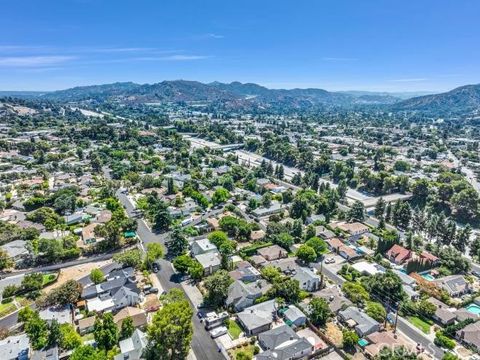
[3,81,480,116]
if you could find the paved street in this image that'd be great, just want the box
[115,190,224,360]
[396,317,444,359]
[1,252,116,280]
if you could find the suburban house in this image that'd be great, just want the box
[338,245,362,261]
[352,261,384,276]
[113,306,148,329]
[252,202,284,219]
[229,261,261,282]
[0,334,30,360]
[256,325,313,360]
[194,251,221,275]
[283,305,307,328]
[82,223,100,245]
[77,316,96,335]
[257,245,288,261]
[386,244,412,265]
[226,280,271,312]
[237,299,278,336]
[114,329,148,360]
[64,213,84,225]
[313,286,352,313]
[39,306,73,325]
[335,222,369,239]
[432,275,471,298]
[0,239,29,264]
[419,250,440,266]
[315,226,336,240]
[456,321,480,351]
[364,331,415,358]
[293,267,321,292]
[325,238,344,252]
[81,266,141,313]
[190,238,218,256]
[428,297,456,326]
[338,307,380,337]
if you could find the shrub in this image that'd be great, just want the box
[434,331,456,350]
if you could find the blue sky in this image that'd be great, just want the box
[1,0,479,92]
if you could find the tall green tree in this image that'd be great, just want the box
[145,290,193,360]
[348,201,365,222]
[167,228,188,257]
[120,317,135,340]
[308,297,332,327]
[93,313,118,351]
[204,270,233,308]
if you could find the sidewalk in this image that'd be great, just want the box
[149,273,165,293]
[181,280,204,307]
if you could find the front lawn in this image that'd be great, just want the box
[228,344,256,360]
[409,316,432,334]
[227,319,242,339]
[42,273,58,287]
[0,301,17,318]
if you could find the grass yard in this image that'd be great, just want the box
[42,273,58,287]
[409,316,432,334]
[228,344,256,360]
[15,296,31,307]
[0,301,17,318]
[81,333,95,342]
[227,319,242,339]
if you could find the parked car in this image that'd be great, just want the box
[152,260,161,273]
[210,326,227,338]
[325,257,335,264]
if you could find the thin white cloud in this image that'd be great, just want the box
[390,78,428,82]
[205,33,224,39]
[0,56,75,67]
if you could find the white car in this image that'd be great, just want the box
[325,257,336,264]
[210,326,228,338]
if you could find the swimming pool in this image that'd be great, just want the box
[420,273,435,281]
[358,339,369,347]
[466,304,480,315]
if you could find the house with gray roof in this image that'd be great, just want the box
[238,299,277,336]
[338,307,380,337]
[456,321,480,351]
[433,275,471,297]
[252,202,284,219]
[283,305,307,328]
[229,261,261,282]
[0,333,29,360]
[428,297,456,326]
[293,267,320,292]
[39,305,73,325]
[256,325,313,360]
[190,238,218,256]
[64,213,84,225]
[114,329,147,360]
[313,286,352,313]
[226,280,271,312]
[81,266,140,312]
[195,251,221,275]
[0,240,29,264]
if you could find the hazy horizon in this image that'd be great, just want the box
[2,0,479,92]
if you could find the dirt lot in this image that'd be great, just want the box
[43,259,113,292]
[325,322,343,347]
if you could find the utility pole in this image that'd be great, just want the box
[393,301,401,335]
